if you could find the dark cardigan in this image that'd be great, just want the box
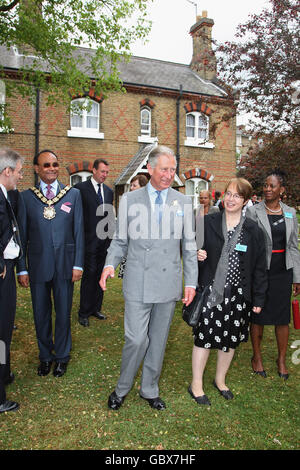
[198,212,267,307]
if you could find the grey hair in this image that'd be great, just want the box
[0,148,23,174]
[148,145,177,168]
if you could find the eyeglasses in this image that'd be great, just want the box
[224,191,243,200]
[41,162,59,168]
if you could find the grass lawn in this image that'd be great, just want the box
[1,274,299,450]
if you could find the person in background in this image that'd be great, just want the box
[214,191,224,211]
[129,174,148,192]
[118,174,148,279]
[199,190,219,216]
[0,148,23,413]
[75,159,114,327]
[247,169,300,380]
[251,194,259,205]
[190,178,267,406]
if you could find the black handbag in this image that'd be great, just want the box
[182,285,208,327]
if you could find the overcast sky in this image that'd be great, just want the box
[130,0,270,64]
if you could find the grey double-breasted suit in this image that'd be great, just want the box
[105,185,198,398]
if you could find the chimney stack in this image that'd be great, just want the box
[190,11,217,81]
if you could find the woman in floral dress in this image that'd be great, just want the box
[188,178,267,406]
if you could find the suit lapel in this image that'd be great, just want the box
[281,202,293,245]
[256,203,272,242]
[86,179,100,204]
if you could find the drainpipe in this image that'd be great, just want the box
[176,84,183,176]
[34,87,40,186]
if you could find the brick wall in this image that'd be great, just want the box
[0,82,236,193]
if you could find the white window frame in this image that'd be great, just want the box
[70,171,92,186]
[185,177,208,211]
[138,106,158,144]
[184,112,214,149]
[68,97,104,139]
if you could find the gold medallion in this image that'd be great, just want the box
[43,204,56,220]
[30,184,72,221]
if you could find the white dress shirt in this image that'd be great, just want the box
[0,183,20,259]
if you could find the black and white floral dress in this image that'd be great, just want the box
[194,227,251,352]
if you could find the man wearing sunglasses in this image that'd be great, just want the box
[17,150,84,378]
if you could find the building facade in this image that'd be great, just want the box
[0,12,236,209]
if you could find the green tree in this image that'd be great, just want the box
[0,0,152,106]
[216,0,299,136]
[237,133,300,207]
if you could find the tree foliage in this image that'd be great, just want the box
[216,0,300,136]
[237,133,300,207]
[0,0,152,105]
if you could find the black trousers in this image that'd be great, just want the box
[78,250,106,319]
[0,260,16,404]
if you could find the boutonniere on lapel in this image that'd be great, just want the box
[171,200,178,207]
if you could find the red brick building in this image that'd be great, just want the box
[0,12,236,210]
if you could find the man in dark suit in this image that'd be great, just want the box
[0,148,23,413]
[75,159,114,327]
[17,150,84,377]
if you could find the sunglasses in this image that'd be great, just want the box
[41,162,59,168]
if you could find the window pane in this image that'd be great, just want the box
[71,114,83,128]
[71,174,82,185]
[86,101,99,129]
[186,114,195,137]
[86,116,98,129]
[198,114,208,140]
[141,108,150,135]
[198,128,207,140]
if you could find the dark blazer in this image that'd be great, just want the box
[74,179,114,253]
[17,182,84,283]
[0,187,14,273]
[198,211,267,307]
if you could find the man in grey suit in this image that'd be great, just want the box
[100,145,198,410]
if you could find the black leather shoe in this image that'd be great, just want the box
[37,361,52,376]
[4,372,15,386]
[108,391,126,410]
[53,362,68,377]
[140,395,166,410]
[278,372,289,380]
[213,380,234,400]
[0,400,20,413]
[188,385,211,406]
[251,358,267,377]
[91,311,107,320]
[79,316,89,327]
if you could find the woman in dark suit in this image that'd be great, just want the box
[247,169,300,380]
[189,178,267,406]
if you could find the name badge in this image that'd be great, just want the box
[284,212,293,219]
[235,243,247,252]
[61,203,71,213]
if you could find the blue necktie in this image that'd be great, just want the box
[155,190,163,224]
[97,184,103,205]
